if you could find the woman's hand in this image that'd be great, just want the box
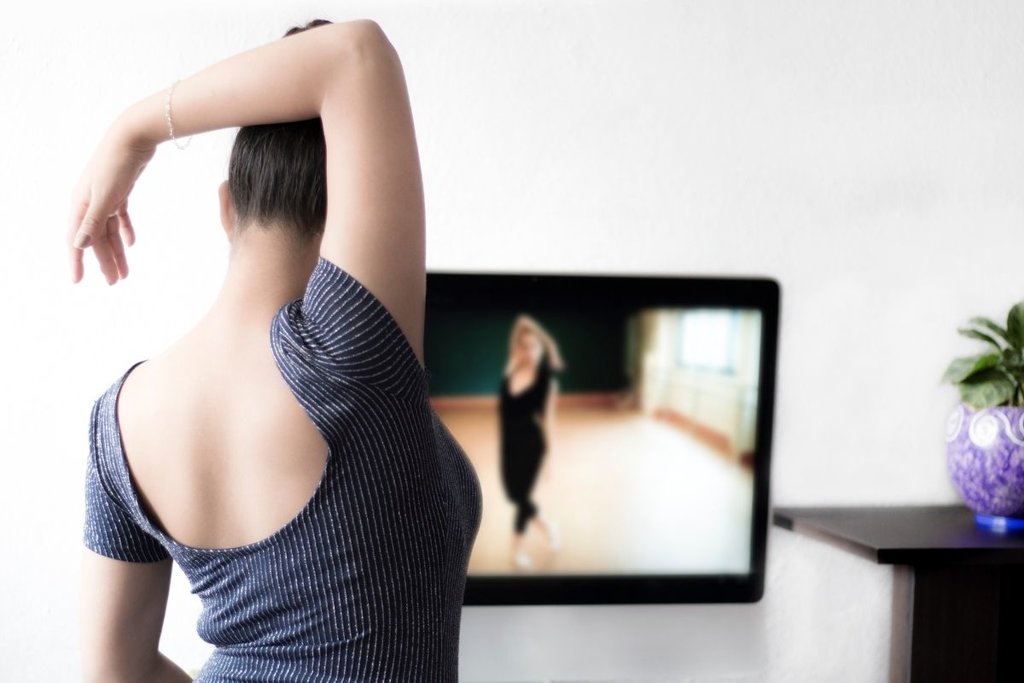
[67,121,156,285]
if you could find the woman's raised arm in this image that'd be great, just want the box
[69,17,425,363]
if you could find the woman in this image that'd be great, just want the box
[69,18,481,682]
[498,314,564,569]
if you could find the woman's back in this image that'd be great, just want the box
[117,287,330,550]
[85,257,483,681]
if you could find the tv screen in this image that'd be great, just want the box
[424,270,779,604]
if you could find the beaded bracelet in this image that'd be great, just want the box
[164,79,193,150]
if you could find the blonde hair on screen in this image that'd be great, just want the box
[503,314,565,377]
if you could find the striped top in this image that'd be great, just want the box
[83,256,483,682]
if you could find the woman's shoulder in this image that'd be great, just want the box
[272,256,429,405]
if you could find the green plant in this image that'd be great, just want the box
[943,302,1024,409]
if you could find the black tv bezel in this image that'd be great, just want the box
[424,269,780,606]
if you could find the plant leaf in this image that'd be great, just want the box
[1007,302,1024,350]
[942,353,1002,384]
[958,368,1017,409]
[970,316,1011,345]
[958,327,1003,350]
[1004,347,1024,367]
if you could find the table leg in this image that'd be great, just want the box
[889,564,1024,682]
[889,566,912,683]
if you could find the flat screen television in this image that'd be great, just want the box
[424,270,779,605]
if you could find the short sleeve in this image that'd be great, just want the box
[83,402,169,563]
[271,256,430,404]
[83,455,168,562]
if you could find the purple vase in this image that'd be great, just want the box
[947,404,1024,530]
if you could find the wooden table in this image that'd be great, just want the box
[774,505,1024,683]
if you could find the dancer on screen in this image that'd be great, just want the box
[498,314,565,568]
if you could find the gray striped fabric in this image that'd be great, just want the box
[83,256,483,682]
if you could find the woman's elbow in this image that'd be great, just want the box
[333,18,396,61]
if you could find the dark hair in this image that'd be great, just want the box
[227,19,333,242]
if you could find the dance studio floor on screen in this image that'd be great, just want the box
[434,403,753,575]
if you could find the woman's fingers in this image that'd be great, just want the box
[117,200,136,248]
[69,245,85,284]
[121,217,136,248]
[68,198,90,283]
[68,198,135,285]
[69,242,85,283]
[93,223,121,285]
[108,216,129,280]
[73,208,106,250]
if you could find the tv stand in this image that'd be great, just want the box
[774,505,1024,683]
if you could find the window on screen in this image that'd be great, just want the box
[675,310,738,374]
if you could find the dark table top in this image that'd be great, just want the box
[773,505,1024,565]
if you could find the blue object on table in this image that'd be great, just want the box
[974,512,1024,533]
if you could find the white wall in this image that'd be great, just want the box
[4,0,1023,679]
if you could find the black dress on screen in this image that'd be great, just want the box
[498,354,552,534]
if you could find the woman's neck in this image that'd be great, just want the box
[205,232,321,331]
